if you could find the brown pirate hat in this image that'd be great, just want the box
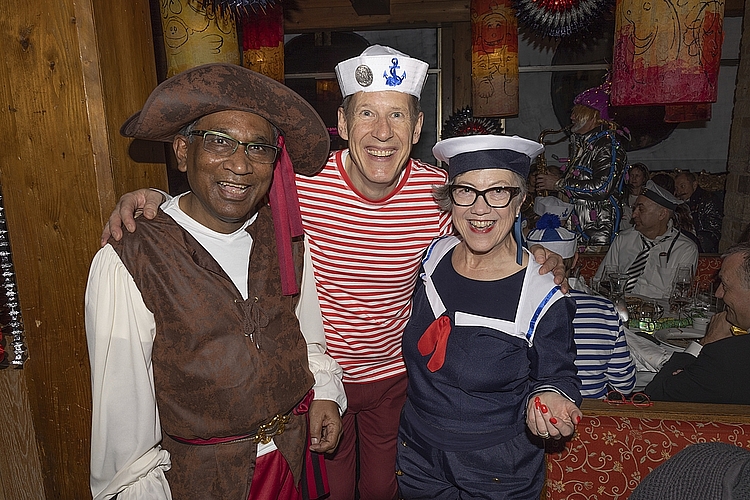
[120,63,329,176]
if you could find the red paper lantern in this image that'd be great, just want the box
[241,3,284,82]
[612,0,725,121]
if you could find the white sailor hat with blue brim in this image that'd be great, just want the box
[432,134,544,180]
[335,45,429,99]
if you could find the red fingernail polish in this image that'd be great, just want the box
[534,396,541,403]
[576,416,581,424]
[549,417,558,424]
[535,400,541,409]
[541,404,548,413]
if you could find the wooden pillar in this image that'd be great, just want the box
[0,0,167,498]
[448,22,473,115]
[722,0,750,250]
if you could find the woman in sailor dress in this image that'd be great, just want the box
[396,135,582,500]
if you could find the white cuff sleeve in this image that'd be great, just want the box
[684,340,703,357]
[296,239,347,414]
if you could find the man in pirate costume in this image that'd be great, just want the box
[86,63,346,500]
[536,80,628,248]
[594,180,698,299]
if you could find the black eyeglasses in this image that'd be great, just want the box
[449,185,522,208]
[605,391,653,407]
[189,130,279,164]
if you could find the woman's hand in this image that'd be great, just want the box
[526,392,582,440]
[100,189,165,246]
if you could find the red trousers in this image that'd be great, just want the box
[324,374,408,500]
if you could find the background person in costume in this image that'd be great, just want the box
[594,180,698,299]
[86,63,345,500]
[535,80,628,247]
[396,134,582,499]
[527,209,636,399]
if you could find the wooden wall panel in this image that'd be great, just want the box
[0,0,165,497]
[0,371,44,500]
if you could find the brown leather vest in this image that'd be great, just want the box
[111,205,313,499]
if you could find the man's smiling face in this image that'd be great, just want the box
[338,90,423,200]
[174,110,275,233]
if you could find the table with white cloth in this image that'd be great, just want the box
[621,294,708,391]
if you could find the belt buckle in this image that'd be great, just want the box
[252,412,292,444]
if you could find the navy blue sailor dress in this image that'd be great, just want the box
[397,236,580,500]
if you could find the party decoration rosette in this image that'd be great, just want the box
[512,0,614,38]
[441,106,504,139]
[200,0,277,17]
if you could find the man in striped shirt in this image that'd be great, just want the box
[103,46,567,500]
[527,213,636,398]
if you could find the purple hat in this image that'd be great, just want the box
[574,79,612,121]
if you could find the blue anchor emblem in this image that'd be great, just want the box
[383,58,406,87]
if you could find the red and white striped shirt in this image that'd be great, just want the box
[296,150,452,383]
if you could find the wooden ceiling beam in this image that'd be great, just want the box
[350,0,391,15]
[285,0,470,32]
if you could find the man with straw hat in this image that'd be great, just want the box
[86,63,345,500]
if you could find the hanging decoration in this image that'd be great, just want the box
[441,106,504,139]
[0,185,27,369]
[471,0,519,117]
[159,0,241,78]
[664,103,712,123]
[611,0,725,121]
[513,0,614,38]
[200,0,277,18]
[241,2,284,82]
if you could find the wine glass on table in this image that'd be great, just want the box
[596,265,619,298]
[669,265,694,320]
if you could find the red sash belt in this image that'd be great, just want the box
[167,390,328,500]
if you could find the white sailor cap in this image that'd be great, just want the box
[526,214,578,259]
[533,196,574,222]
[335,45,429,99]
[432,134,543,180]
[642,180,683,211]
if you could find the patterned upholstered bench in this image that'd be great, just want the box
[543,399,750,499]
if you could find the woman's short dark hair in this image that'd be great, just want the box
[650,172,675,194]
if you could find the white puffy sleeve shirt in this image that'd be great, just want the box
[86,210,345,500]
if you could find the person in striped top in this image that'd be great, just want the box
[102,45,568,500]
[527,211,636,399]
